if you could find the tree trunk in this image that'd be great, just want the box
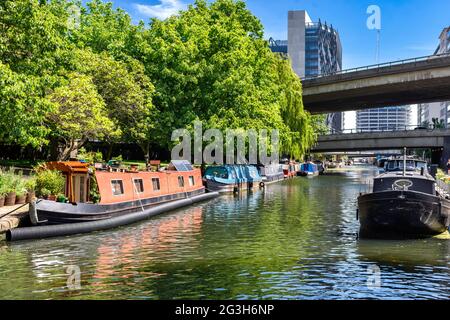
[106,144,113,162]
[49,137,60,161]
[140,142,150,164]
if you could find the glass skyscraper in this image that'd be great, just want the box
[269,10,343,133]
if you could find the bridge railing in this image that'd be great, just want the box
[302,52,450,81]
[324,125,446,135]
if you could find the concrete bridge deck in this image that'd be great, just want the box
[302,54,450,114]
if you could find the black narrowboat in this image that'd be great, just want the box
[358,158,450,238]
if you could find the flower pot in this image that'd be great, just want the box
[47,195,57,201]
[5,192,16,206]
[15,194,26,205]
[26,191,35,204]
[0,196,4,208]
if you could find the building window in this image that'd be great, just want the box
[189,176,195,187]
[152,178,160,191]
[133,179,144,194]
[111,180,124,196]
[178,176,185,188]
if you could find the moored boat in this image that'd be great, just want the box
[358,157,450,238]
[31,160,206,225]
[203,165,262,193]
[282,161,297,179]
[297,162,320,177]
[258,164,284,184]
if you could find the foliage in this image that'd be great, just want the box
[77,147,103,164]
[46,73,119,160]
[142,0,318,158]
[0,0,319,161]
[89,175,101,204]
[35,169,65,197]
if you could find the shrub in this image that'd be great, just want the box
[35,170,65,197]
[77,147,103,164]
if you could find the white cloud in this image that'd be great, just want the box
[134,0,187,20]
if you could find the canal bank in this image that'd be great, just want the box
[0,204,30,241]
[0,167,448,300]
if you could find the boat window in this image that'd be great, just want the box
[152,178,161,191]
[178,176,185,188]
[189,176,195,187]
[205,167,228,179]
[111,180,124,196]
[133,179,144,193]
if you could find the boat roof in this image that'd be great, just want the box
[376,172,435,182]
[168,160,194,172]
[45,161,89,174]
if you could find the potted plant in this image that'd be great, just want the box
[15,179,27,205]
[25,177,37,203]
[3,173,17,206]
[0,173,6,207]
[36,169,65,201]
[40,188,51,200]
[56,194,68,203]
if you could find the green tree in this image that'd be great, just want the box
[73,49,156,160]
[0,62,54,147]
[46,73,119,160]
[143,0,317,159]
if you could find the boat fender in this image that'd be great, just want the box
[356,208,359,221]
[260,182,265,188]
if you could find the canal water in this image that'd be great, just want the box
[0,166,448,300]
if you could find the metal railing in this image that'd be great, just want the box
[324,125,447,136]
[302,52,450,81]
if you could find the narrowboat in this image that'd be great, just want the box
[31,160,206,225]
[298,162,320,177]
[358,157,450,238]
[282,161,298,179]
[258,164,285,184]
[203,165,249,193]
[243,165,263,189]
[313,160,326,175]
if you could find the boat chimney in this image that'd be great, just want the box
[403,147,407,176]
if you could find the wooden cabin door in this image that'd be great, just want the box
[72,174,88,203]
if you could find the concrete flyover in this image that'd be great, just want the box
[302,54,450,114]
[312,129,450,166]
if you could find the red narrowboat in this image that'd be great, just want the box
[32,160,205,225]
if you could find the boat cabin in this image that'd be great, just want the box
[45,162,90,204]
[46,160,204,205]
[373,173,436,195]
[384,159,428,173]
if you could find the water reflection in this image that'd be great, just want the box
[0,167,448,300]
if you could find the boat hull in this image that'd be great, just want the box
[204,179,248,193]
[358,190,450,237]
[35,188,205,225]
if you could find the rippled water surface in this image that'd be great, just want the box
[0,166,449,300]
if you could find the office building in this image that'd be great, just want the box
[418,26,450,127]
[269,10,343,133]
[356,106,412,132]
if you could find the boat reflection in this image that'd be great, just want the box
[92,207,204,288]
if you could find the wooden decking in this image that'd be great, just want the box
[0,204,29,240]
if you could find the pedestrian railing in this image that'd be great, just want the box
[436,179,450,196]
[302,52,450,81]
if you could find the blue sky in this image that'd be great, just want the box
[102,0,450,69]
